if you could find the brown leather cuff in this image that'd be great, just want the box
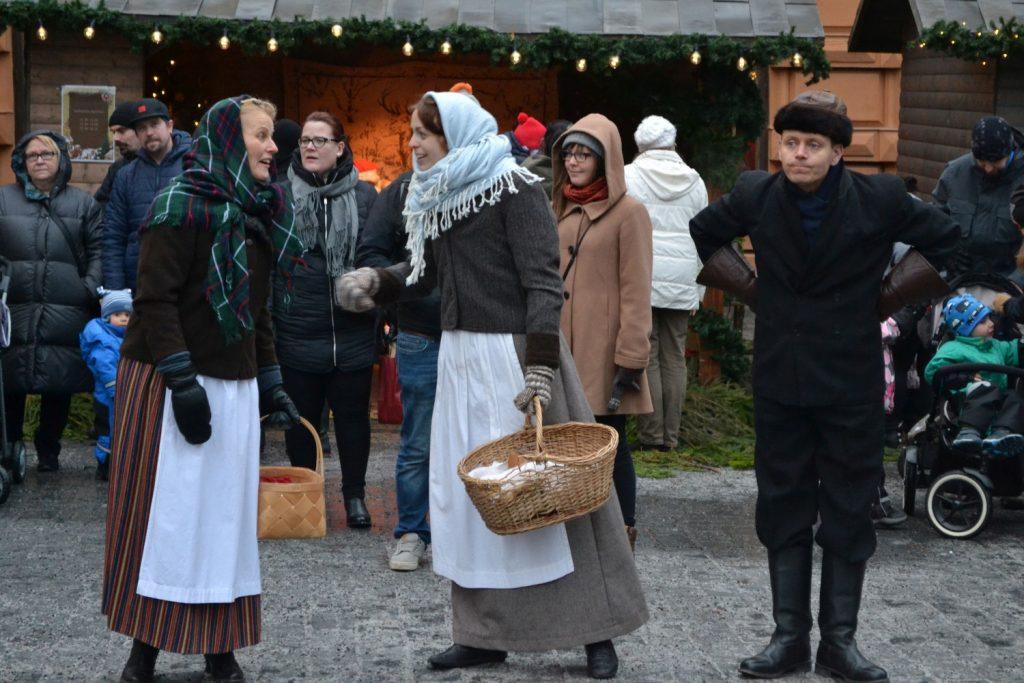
[526,333,561,369]
[372,267,403,306]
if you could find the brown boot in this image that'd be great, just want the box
[625,525,637,553]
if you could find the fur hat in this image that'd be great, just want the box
[99,288,133,320]
[773,90,853,147]
[634,115,677,152]
[513,113,547,152]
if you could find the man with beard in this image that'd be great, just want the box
[690,91,959,682]
[94,100,141,205]
[102,98,191,290]
[934,116,1024,277]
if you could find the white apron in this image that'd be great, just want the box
[137,376,262,604]
[431,330,574,589]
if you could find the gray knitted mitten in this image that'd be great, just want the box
[514,365,556,414]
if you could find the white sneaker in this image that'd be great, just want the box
[389,533,427,571]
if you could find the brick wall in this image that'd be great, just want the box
[26,30,143,193]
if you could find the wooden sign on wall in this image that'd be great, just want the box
[60,85,116,162]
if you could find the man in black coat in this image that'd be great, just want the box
[94,100,140,206]
[690,91,959,682]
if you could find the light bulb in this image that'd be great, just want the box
[36,23,47,41]
[689,50,701,65]
[609,54,620,69]
[749,70,758,81]
[792,52,803,68]
[331,24,343,38]
[219,31,230,50]
[440,38,452,55]
[995,28,1001,36]
[151,92,158,98]
[737,56,748,71]
[918,41,926,48]
[169,59,175,66]
[268,36,278,52]
[84,22,95,40]
[160,89,166,95]
[575,58,587,72]
[151,27,163,44]
[402,37,414,57]
[152,75,159,82]
[510,49,522,65]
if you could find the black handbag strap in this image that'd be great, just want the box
[562,219,593,281]
[45,202,86,277]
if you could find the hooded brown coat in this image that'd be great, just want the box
[554,114,654,416]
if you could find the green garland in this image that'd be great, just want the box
[690,309,751,385]
[0,0,829,79]
[915,18,1024,63]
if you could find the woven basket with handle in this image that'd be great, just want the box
[457,398,618,535]
[257,416,326,540]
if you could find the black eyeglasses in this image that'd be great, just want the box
[25,151,57,162]
[560,150,594,163]
[299,136,338,149]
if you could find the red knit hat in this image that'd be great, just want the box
[513,112,547,152]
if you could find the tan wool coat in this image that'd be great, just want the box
[553,114,654,417]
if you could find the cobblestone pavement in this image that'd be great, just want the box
[1,426,1022,681]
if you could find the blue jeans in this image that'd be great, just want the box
[394,331,439,543]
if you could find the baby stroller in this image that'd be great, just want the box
[0,257,25,504]
[899,272,1024,539]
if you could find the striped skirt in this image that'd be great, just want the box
[101,357,260,654]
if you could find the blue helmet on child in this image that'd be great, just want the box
[943,293,992,336]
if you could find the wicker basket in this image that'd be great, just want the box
[457,399,618,535]
[257,416,326,540]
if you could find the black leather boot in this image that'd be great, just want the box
[345,497,372,528]
[204,651,245,681]
[585,640,619,679]
[815,553,889,683]
[428,643,507,669]
[120,639,159,682]
[739,543,812,678]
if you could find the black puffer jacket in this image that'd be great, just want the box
[272,153,378,373]
[0,131,103,394]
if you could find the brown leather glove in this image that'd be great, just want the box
[878,250,949,321]
[696,245,757,311]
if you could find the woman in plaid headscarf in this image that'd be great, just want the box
[102,96,302,683]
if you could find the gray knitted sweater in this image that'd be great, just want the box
[374,176,563,366]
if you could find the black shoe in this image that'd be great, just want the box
[204,651,245,681]
[815,553,889,683]
[120,639,159,682]
[428,644,507,669]
[345,497,372,528]
[982,428,1024,457]
[585,640,618,679]
[870,490,907,529]
[96,460,110,482]
[36,453,59,472]
[738,544,812,679]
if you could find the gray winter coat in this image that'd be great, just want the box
[934,143,1024,276]
[0,131,103,394]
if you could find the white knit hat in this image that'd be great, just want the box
[634,115,676,152]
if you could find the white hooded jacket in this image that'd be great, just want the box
[624,149,708,310]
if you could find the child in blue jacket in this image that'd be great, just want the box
[80,289,132,480]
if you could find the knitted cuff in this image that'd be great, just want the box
[258,365,283,394]
[525,333,560,368]
[372,267,403,306]
[156,351,193,376]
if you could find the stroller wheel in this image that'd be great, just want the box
[9,441,25,484]
[903,461,918,517]
[0,468,10,505]
[926,470,992,539]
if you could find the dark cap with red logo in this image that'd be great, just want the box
[128,98,170,127]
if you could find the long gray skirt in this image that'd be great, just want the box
[450,335,649,651]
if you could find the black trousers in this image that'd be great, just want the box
[4,392,73,458]
[960,384,1024,433]
[754,397,882,563]
[595,414,637,527]
[281,365,373,500]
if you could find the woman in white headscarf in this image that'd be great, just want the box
[338,91,647,679]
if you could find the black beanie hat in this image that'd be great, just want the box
[273,118,301,167]
[773,90,853,147]
[109,100,138,128]
[972,116,1015,162]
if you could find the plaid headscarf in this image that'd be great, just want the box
[142,95,303,344]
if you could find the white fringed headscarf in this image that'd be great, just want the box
[403,91,541,284]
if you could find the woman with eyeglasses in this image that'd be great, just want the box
[552,115,655,551]
[0,131,102,473]
[271,111,379,528]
